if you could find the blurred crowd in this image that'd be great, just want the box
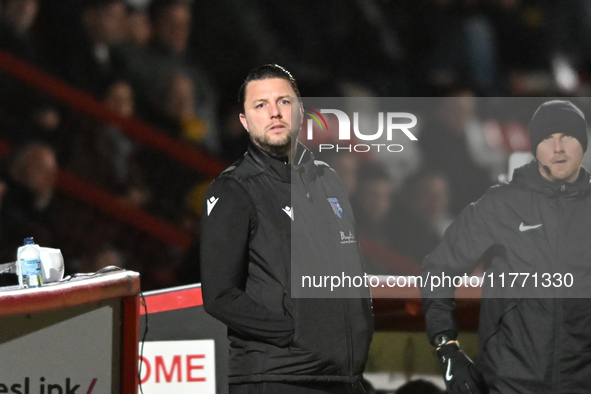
[0,0,591,289]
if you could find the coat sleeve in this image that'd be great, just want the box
[420,191,496,344]
[199,176,294,347]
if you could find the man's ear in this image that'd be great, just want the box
[293,102,304,128]
[239,113,248,132]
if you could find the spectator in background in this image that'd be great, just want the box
[486,0,571,95]
[125,3,151,47]
[0,0,39,63]
[100,78,136,189]
[100,78,152,207]
[61,78,151,208]
[390,170,451,263]
[6,143,57,218]
[144,0,220,152]
[0,0,61,144]
[461,104,509,183]
[434,89,507,182]
[103,78,134,118]
[352,161,394,245]
[111,4,154,114]
[218,102,249,163]
[394,0,499,95]
[351,161,413,275]
[128,74,208,224]
[150,0,190,55]
[0,143,59,265]
[419,93,492,216]
[324,151,360,198]
[77,243,126,273]
[62,0,126,94]
[156,72,210,145]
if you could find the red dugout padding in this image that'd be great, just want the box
[140,284,203,315]
[139,284,229,393]
[0,270,141,393]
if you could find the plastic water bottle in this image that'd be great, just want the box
[17,237,43,288]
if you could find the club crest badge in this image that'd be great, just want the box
[327,198,344,219]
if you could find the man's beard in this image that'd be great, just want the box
[250,132,291,157]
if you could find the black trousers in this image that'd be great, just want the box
[229,381,366,394]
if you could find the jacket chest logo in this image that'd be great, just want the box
[207,196,219,216]
[282,206,294,221]
[327,198,344,218]
[519,222,543,232]
[340,231,357,244]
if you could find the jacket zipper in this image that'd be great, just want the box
[551,189,565,391]
[298,171,312,201]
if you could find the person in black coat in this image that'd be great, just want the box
[422,100,591,393]
[200,65,373,394]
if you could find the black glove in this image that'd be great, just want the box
[436,342,487,394]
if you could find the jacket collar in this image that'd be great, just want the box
[246,142,317,184]
[292,142,318,184]
[246,143,291,183]
[512,160,591,198]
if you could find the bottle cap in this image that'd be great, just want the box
[24,237,34,245]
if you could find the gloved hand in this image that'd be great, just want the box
[436,342,487,394]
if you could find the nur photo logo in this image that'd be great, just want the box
[302,100,418,153]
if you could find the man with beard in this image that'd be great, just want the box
[200,64,373,393]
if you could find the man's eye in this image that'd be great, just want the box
[281,99,290,105]
[256,103,264,108]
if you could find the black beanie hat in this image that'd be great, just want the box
[529,100,588,155]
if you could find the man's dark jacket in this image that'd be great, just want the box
[422,161,591,393]
[200,143,373,384]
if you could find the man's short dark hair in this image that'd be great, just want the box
[238,64,300,113]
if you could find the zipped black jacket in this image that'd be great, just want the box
[422,161,591,393]
[200,143,373,384]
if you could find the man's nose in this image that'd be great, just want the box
[553,137,565,152]
[269,103,282,118]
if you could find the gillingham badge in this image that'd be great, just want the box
[327,198,344,218]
